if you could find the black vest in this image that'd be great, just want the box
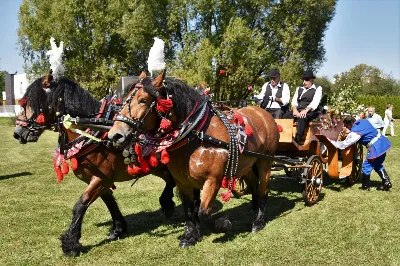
[260,82,287,110]
[296,84,318,110]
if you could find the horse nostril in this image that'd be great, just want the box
[112,133,125,143]
[13,133,21,140]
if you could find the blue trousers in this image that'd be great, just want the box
[362,153,386,175]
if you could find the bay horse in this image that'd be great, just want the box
[13,75,176,257]
[108,72,279,247]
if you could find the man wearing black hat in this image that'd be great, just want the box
[254,68,290,118]
[283,70,322,145]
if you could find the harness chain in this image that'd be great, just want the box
[211,106,239,187]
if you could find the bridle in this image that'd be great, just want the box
[16,107,54,132]
[114,83,156,132]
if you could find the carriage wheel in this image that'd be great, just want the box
[232,177,248,197]
[347,143,363,185]
[302,155,323,206]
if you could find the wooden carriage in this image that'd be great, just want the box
[272,118,363,205]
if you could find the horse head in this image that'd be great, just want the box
[13,76,57,143]
[109,71,169,148]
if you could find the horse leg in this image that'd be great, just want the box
[60,176,106,257]
[198,179,231,232]
[158,172,176,218]
[178,186,201,248]
[100,191,127,241]
[252,158,273,233]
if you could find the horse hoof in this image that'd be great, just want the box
[108,230,126,241]
[64,249,81,257]
[252,219,266,233]
[214,217,232,233]
[179,238,197,248]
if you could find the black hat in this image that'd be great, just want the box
[267,68,280,77]
[302,70,316,80]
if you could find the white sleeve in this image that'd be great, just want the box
[255,83,268,100]
[329,132,361,150]
[308,86,322,111]
[291,87,299,107]
[281,83,290,106]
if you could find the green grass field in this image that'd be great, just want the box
[1,117,399,266]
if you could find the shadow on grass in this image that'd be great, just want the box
[0,171,32,181]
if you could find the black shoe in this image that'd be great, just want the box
[377,169,392,191]
[360,173,370,191]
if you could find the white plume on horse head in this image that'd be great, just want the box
[46,37,65,80]
[147,37,166,77]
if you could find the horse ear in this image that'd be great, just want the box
[138,71,147,80]
[152,70,166,89]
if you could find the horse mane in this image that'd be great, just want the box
[23,76,102,118]
[131,77,208,123]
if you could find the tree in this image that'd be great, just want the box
[0,70,7,104]
[333,64,400,96]
[168,0,337,100]
[18,0,171,98]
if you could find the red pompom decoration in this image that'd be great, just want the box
[160,118,172,130]
[36,113,45,124]
[55,167,64,182]
[161,149,170,164]
[244,124,253,137]
[134,143,142,159]
[233,114,244,125]
[156,98,173,113]
[219,69,226,76]
[148,152,159,167]
[70,158,78,170]
[61,161,69,175]
[128,164,141,175]
[221,176,229,189]
[221,191,233,202]
[139,159,151,174]
[20,98,27,108]
[277,125,283,132]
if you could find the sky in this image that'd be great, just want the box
[0,0,399,80]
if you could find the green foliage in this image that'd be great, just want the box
[0,70,7,104]
[358,95,400,119]
[168,0,337,100]
[18,0,171,99]
[333,64,400,96]
[328,83,361,117]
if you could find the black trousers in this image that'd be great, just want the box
[266,108,284,119]
[283,110,320,142]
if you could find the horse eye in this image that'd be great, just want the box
[139,99,147,104]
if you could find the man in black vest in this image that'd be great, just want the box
[283,70,323,145]
[254,68,290,118]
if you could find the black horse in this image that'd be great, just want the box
[13,75,176,256]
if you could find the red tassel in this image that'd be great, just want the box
[277,125,283,132]
[140,159,151,174]
[61,161,69,175]
[161,149,170,164]
[134,143,142,159]
[55,167,64,182]
[148,152,159,167]
[70,158,78,170]
[244,123,253,137]
[233,114,244,125]
[231,177,236,190]
[160,118,172,130]
[36,113,45,124]
[128,164,142,175]
[221,191,233,202]
[20,98,27,107]
[221,176,229,188]
[156,98,173,113]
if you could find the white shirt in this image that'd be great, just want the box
[254,81,290,109]
[291,84,322,111]
[367,113,384,129]
[384,109,393,122]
